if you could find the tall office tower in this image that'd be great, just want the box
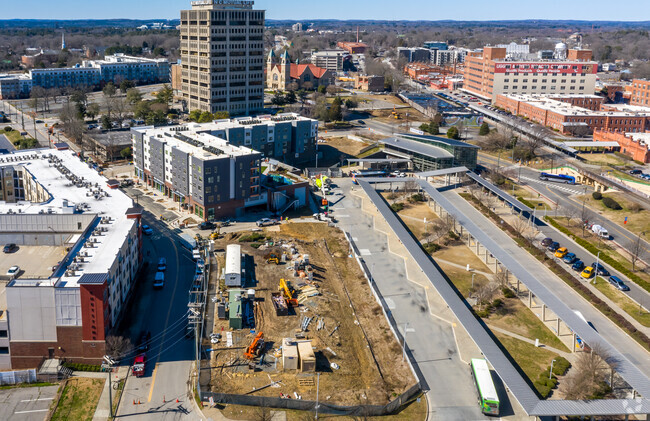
[180,0,265,116]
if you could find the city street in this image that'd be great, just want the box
[115,212,200,420]
[479,153,650,309]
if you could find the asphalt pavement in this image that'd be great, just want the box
[330,179,491,420]
[0,134,16,151]
[478,153,650,310]
[0,385,58,421]
[115,211,200,420]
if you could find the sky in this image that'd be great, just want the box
[2,0,650,21]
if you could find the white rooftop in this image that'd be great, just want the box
[0,149,135,288]
[504,94,650,117]
[626,132,650,150]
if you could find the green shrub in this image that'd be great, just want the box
[4,126,12,132]
[478,122,490,136]
[390,202,405,212]
[447,231,459,240]
[517,196,535,209]
[250,243,262,249]
[409,193,425,203]
[239,232,265,243]
[534,381,552,398]
[491,298,503,308]
[592,191,602,200]
[552,356,571,376]
[475,309,490,318]
[502,287,516,298]
[423,242,441,254]
[602,197,622,210]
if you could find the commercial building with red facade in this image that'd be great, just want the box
[337,41,368,54]
[2,150,142,369]
[495,94,650,135]
[594,130,650,163]
[464,46,598,102]
[630,79,650,107]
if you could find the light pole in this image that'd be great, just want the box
[549,359,556,380]
[315,372,320,420]
[593,251,600,284]
[471,273,476,296]
[103,356,115,418]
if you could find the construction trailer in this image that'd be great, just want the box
[282,338,299,370]
[297,340,316,372]
[225,244,242,287]
[228,289,244,329]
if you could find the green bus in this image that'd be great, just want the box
[470,358,500,416]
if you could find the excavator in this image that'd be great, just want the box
[279,278,298,307]
[243,332,264,360]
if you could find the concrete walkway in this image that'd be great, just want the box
[91,366,130,421]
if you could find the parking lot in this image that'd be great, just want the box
[0,385,59,421]
[0,245,65,279]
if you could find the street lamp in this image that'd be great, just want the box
[593,251,600,284]
[471,273,476,295]
[549,359,556,379]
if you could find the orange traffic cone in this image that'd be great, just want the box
[133,399,136,405]
[163,395,166,403]
[176,398,179,403]
[138,400,141,405]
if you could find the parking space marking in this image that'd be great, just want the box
[359,249,371,256]
[15,409,49,414]
[19,398,53,402]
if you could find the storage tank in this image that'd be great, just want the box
[225,244,242,287]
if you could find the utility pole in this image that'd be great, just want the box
[549,359,556,379]
[103,356,116,418]
[315,372,320,420]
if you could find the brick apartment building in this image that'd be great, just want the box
[337,42,367,54]
[464,46,598,102]
[594,130,650,163]
[495,94,650,135]
[630,79,650,107]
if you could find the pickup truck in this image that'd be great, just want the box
[132,354,146,377]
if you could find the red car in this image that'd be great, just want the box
[132,354,146,377]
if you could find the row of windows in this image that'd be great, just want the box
[504,78,586,84]
[503,85,585,91]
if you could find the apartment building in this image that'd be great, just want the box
[132,113,317,219]
[495,94,650,135]
[630,79,650,107]
[0,74,33,99]
[354,75,385,92]
[398,47,431,63]
[1,149,142,368]
[26,54,169,92]
[180,0,265,116]
[464,46,597,102]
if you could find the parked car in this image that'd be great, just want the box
[608,275,630,291]
[137,331,151,352]
[142,225,153,235]
[132,354,146,377]
[540,237,553,247]
[153,271,165,288]
[563,253,577,264]
[581,266,595,279]
[3,243,18,253]
[198,221,215,230]
[157,258,167,272]
[256,218,277,227]
[629,169,643,175]
[572,260,585,272]
[554,247,569,258]
[591,262,610,277]
[6,265,20,277]
[547,242,560,252]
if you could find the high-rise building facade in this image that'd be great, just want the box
[180,0,265,116]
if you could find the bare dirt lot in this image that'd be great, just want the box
[207,223,414,406]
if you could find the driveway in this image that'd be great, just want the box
[0,385,58,421]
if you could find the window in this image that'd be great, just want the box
[0,330,7,338]
[0,347,8,355]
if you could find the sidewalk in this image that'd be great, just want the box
[91,366,130,421]
[486,324,574,360]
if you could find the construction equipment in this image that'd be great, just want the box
[265,250,281,265]
[279,278,298,307]
[244,332,265,360]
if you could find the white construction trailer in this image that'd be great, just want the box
[225,244,242,287]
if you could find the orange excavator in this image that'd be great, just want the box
[244,332,265,360]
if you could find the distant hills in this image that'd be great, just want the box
[0,18,649,29]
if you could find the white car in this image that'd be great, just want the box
[153,271,165,288]
[7,265,19,277]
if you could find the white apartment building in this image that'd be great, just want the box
[310,49,345,72]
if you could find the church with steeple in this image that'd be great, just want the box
[266,49,333,91]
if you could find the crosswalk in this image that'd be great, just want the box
[519,175,584,195]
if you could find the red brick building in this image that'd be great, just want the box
[337,42,367,54]
[464,46,597,102]
[630,79,650,107]
[594,130,650,163]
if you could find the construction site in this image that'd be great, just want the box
[201,222,415,406]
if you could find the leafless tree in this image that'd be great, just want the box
[475,281,500,310]
[560,343,618,400]
[105,335,132,359]
[254,406,273,421]
[59,102,85,146]
[511,215,529,238]
[111,96,130,126]
[560,204,579,228]
[630,232,647,272]
[426,218,452,245]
